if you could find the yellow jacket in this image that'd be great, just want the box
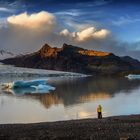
[97,105,102,112]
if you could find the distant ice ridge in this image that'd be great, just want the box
[0,50,15,60]
[126,74,140,80]
[0,63,87,78]
[2,79,55,95]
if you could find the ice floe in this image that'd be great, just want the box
[2,79,55,95]
[125,74,140,80]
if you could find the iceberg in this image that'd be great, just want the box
[13,79,48,88]
[2,79,55,95]
[126,74,140,80]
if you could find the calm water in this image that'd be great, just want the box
[0,65,140,124]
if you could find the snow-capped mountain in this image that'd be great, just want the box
[0,49,15,60]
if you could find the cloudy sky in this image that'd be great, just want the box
[0,0,140,60]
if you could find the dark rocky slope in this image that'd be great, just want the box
[1,43,140,75]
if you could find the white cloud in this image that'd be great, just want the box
[7,11,56,30]
[0,7,14,13]
[76,27,97,41]
[55,10,81,17]
[76,27,110,41]
[60,29,72,37]
[60,27,110,42]
[93,29,110,38]
[111,16,140,26]
[0,11,57,53]
[0,11,139,60]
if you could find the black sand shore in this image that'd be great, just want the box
[0,115,140,140]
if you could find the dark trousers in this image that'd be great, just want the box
[98,112,102,119]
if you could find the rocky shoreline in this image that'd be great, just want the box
[0,115,140,140]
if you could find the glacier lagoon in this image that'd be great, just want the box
[0,64,140,124]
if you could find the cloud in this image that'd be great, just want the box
[3,11,111,53]
[0,11,139,61]
[60,27,110,42]
[111,16,140,26]
[64,21,94,31]
[0,11,57,53]
[76,27,110,41]
[59,27,140,60]
[60,29,72,37]
[55,9,82,17]
[7,11,56,30]
[0,7,14,13]
[0,1,26,15]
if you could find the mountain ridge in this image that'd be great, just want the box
[1,43,140,76]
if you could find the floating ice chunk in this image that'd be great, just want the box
[31,84,55,90]
[2,79,55,95]
[126,74,140,80]
[13,79,48,88]
[31,84,55,93]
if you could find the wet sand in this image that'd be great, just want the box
[0,115,140,140]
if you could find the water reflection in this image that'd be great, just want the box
[2,77,140,109]
[39,94,63,108]
[0,77,140,123]
[48,77,140,106]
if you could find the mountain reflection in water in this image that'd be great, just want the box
[48,77,140,106]
[3,77,140,108]
[0,77,140,123]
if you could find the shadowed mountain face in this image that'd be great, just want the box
[1,43,140,75]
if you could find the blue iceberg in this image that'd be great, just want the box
[13,79,48,88]
[2,79,55,95]
[126,74,140,80]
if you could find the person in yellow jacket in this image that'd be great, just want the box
[97,105,102,119]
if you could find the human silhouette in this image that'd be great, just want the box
[97,105,102,119]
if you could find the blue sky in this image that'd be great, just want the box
[0,0,140,59]
[0,0,140,42]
